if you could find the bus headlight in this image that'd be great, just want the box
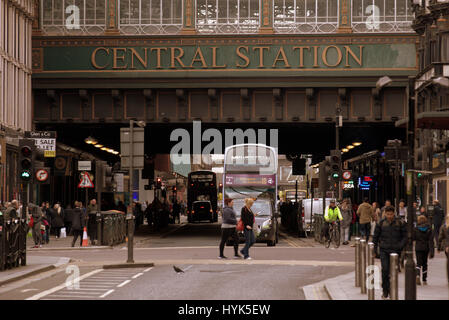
[262,219,272,230]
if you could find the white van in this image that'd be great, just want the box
[302,198,334,231]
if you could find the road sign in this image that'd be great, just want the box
[342,170,352,180]
[35,169,49,182]
[120,127,144,169]
[78,161,91,171]
[25,131,57,157]
[78,172,94,188]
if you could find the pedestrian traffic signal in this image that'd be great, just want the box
[19,139,35,183]
[329,150,341,180]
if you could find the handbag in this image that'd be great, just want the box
[236,219,244,231]
[60,227,67,238]
[28,216,34,228]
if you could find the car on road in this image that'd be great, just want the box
[188,200,217,223]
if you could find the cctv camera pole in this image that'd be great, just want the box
[405,76,416,300]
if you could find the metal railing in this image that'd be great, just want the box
[88,211,126,246]
[0,216,27,271]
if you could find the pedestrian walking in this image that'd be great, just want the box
[357,197,374,241]
[433,200,444,245]
[71,201,87,247]
[219,198,242,259]
[413,215,434,285]
[52,203,65,239]
[64,204,73,235]
[373,206,407,299]
[381,200,392,219]
[172,200,181,224]
[240,198,257,260]
[372,202,381,236]
[339,199,351,245]
[4,200,19,220]
[87,199,98,214]
[398,199,407,221]
[437,213,449,284]
[29,204,43,248]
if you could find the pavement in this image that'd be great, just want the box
[304,251,449,300]
[0,256,71,287]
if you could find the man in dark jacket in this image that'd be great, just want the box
[71,201,87,247]
[432,200,444,244]
[373,206,407,299]
[4,200,18,220]
[219,198,241,259]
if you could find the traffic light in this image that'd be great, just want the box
[19,139,35,183]
[319,158,330,194]
[142,155,154,180]
[292,158,306,175]
[104,165,113,191]
[156,177,162,188]
[329,150,341,180]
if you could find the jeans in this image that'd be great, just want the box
[359,223,371,241]
[219,227,239,257]
[380,249,400,296]
[241,228,255,258]
[341,226,350,243]
[434,223,442,245]
[415,250,429,281]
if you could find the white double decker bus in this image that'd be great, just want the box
[223,144,279,246]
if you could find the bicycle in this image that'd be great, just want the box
[324,220,341,249]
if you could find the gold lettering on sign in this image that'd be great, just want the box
[130,48,148,69]
[170,47,187,69]
[113,48,127,69]
[190,47,208,68]
[272,47,291,68]
[322,46,343,67]
[253,47,270,68]
[91,47,110,69]
[293,46,310,68]
[312,46,319,68]
[342,0,348,25]
[151,48,168,69]
[236,46,250,68]
[211,47,227,68]
[345,46,364,67]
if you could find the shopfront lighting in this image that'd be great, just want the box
[84,136,97,145]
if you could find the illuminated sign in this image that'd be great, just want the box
[225,174,276,186]
[358,176,375,190]
[343,180,355,190]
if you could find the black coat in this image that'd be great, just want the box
[241,206,254,229]
[433,204,444,226]
[413,224,434,252]
[373,217,407,252]
[71,208,86,231]
[51,208,65,228]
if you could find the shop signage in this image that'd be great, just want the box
[25,131,57,157]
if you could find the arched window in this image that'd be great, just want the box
[119,0,183,35]
[273,0,339,33]
[352,0,413,33]
[196,0,259,34]
[42,0,106,35]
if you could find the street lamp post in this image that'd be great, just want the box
[405,76,417,300]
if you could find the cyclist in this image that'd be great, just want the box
[322,199,343,242]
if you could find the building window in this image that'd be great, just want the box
[42,0,106,35]
[273,0,338,33]
[440,33,449,63]
[119,0,183,35]
[351,0,413,33]
[197,0,259,34]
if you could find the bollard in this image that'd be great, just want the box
[96,212,102,246]
[367,242,375,300]
[126,213,135,263]
[355,237,361,287]
[360,239,367,294]
[390,253,399,300]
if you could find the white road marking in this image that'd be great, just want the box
[143,267,153,272]
[20,289,38,293]
[43,295,96,299]
[132,273,143,279]
[57,291,103,295]
[26,269,103,300]
[61,288,108,292]
[99,289,114,298]
[117,280,131,288]
[182,265,193,272]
